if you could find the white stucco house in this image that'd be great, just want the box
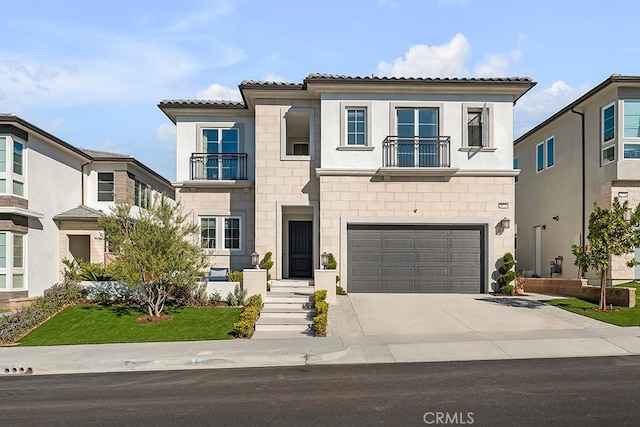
[0,114,174,305]
[160,74,535,294]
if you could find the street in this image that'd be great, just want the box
[1,356,638,426]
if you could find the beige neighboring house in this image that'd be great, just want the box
[0,114,174,304]
[514,74,640,284]
[160,74,535,293]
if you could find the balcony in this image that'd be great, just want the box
[382,136,451,168]
[190,153,248,180]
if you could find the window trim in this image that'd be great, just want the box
[460,103,496,152]
[197,123,245,154]
[197,213,245,255]
[339,102,374,149]
[97,172,115,202]
[0,231,26,290]
[602,102,616,144]
[280,107,315,161]
[545,136,555,168]
[536,142,544,172]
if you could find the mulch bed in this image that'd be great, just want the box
[136,313,174,324]
[489,292,530,297]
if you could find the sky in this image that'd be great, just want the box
[1,0,639,181]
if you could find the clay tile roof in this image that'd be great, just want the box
[158,99,246,107]
[54,205,105,221]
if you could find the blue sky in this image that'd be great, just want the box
[1,0,638,180]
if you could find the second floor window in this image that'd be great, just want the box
[134,179,150,209]
[624,100,640,138]
[97,172,114,202]
[346,108,367,146]
[602,103,615,142]
[467,109,483,147]
[203,129,239,179]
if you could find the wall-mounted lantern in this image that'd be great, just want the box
[500,217,511,229]
[251,251,260,269]
[321,251,329,269]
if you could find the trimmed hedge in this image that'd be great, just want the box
[313,290,328,337]
[231,293,263,338]
[0,281,84,344]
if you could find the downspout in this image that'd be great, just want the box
[80,160,92,206]
[570,107,586,253]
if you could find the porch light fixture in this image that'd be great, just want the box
[500,217,511,229]
[251,251,260,269]
[321,252,329,269]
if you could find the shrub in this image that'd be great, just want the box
[227,284,248,307]
[231,298,262,338]
[259,252,274,281]
[62,258,116,282]
[209,290,223,304]
[0,281,84,344]
[85,281,130,305]
[313,290,329,337]
[327,253,337,270]
[227,271,243,283]
[336,284,346,295]
[500,284,515,296]
[497,252,516,290]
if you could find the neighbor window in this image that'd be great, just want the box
[536,142,544,172]
[603,146,615,164]
[602,103,615,142]
[97,172,114,202]
[623,100,640,138]
[134,179,150,209]
[199,216,243,252]
[513,157,519,183]
[546,137,555,167]
[346,108,367,146]
[0,232,25,290]
[11,140,24,197]
[0,138,25,196]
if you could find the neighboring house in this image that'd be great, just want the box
[0,114,174,303]
[159,74,535,293]
[514,74,640,284]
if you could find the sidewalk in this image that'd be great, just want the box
[2,294,640,376]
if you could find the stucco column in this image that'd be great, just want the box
[242,268,267,301]
[314,269,336,304]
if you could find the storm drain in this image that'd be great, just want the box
[3,366,33,375]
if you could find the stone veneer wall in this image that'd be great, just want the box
[253,101,321,278]
[319,175,515,285]
[609,184,640,284]
[114,170,135,204]
[57,221,105,281]
[176,186,255,271]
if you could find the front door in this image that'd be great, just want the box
[289,221,313,278]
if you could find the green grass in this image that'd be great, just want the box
[547,281,640,327]
[18,304,243,346]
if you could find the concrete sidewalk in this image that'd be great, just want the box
[2,294,640,376]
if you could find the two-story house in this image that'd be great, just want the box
[0,114,174,303]
[160,74,535,293]
[514,74,640,284]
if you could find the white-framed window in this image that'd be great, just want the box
[602,146,615,164]
[0,137,26,197]
[461,103,494,150]
[546,136,555,168]
[602,103,615,143]
[536,142,544,172]
[346,108,367,146]
[513,157,519,183]
[134,179,151,209]
[624,100,640,159]
[0,232,26,290]
[281,107,315,160]
[199,215,243,252]
[97,172,114,202]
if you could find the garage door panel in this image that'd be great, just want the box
[348,225,483,293]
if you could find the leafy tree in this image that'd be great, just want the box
[571,198,640,310]
[98,196,207,317]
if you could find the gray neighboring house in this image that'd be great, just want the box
[0,114,174,305]
[514,74,640,284]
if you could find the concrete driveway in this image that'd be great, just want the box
[329,293,616,337]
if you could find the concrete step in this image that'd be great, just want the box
[252,330,315,339]
[260,307,315,319]
[265,293,313,304]
[263,302,312,310]
[269,286,315,294]
[255,317,312,333]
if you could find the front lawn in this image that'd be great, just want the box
[547,282,640,327]
[18,304,243,346]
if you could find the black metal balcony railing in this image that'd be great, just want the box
[382,136,451,168]
[190,153,248,180]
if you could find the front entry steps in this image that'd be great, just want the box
[253,280,316,339]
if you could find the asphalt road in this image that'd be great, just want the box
[1,356,639,426]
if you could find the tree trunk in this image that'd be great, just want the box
[600,269,607,311]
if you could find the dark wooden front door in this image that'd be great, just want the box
[289,221,313,278]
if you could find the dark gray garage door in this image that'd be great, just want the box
[347,224,484,293]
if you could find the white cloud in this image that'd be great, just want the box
[263,74,287,82]
[377,34,471,78]
[156,123,177,145]
[514,81,590,137]
[474,49,522,77]
[196,83,242,101]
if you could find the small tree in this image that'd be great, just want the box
[98,196,207,317]
[259,251,274,281]
[571,198,640,310]
[497,252,516,293]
